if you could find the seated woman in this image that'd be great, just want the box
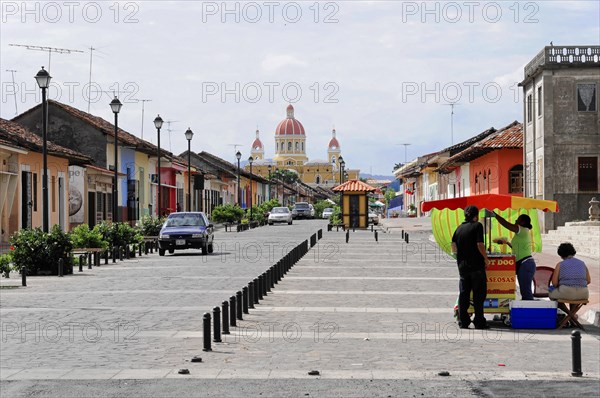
[549,243,591,313]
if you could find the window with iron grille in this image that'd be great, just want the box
[509,165,523,194]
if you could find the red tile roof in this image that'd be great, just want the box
[333,179,376,192]
[0,118,91,163]
[438,121,523,171]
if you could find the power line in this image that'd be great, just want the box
[164,120,180,152]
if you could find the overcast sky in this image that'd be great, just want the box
[1,1,598,176]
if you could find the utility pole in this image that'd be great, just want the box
[139,99,152,139]
[444,102,460,145]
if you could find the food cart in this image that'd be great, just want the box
[421,194,559,321]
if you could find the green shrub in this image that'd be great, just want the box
[70,224,109,250]
[9,227,71,275]
[94,221,142,247]
[139,215,165,236]
[0,253,12,278]
[211,204,245,223]
[313,199,331,218]
[47,224,73,263]
[330,206,343,225]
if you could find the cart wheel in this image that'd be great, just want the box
[503,315,511,327]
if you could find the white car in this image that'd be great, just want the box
[322,208,334,219]
[368,212,379,225]
[268,207,293,225]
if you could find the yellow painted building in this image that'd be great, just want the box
[246,105,359,187]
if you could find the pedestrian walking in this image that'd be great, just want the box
[492,212,536,300]
[451,205,490,329]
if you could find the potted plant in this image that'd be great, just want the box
[408,204,417,217]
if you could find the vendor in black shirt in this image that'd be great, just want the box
[451,205,490,329]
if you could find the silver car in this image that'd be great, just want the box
[268,207,293,225]
[368,212,379,225]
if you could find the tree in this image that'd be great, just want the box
[271,169,299,185]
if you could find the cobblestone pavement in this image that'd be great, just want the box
[1,219,599,397]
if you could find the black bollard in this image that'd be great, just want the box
[262,273,268,296]
[236,291,243,320]
[242,286,249,314]
[112,247,116,263]
[248,282,255,309]
[79,255,84,272]
[21,268,26,287]
[270,266,276,287]
[254,278,260,303]
[138,244,142,256]
[88,253,92,269]
[402,230,404,239]
[346,230,349,243]
[202,313,212,352]
[318,229,322,239]
[213,307,222,342]
[375,231,378,242]
[327,224,332,232]
[222,301,230,335]
[406,233,409,244]
[571,331,583,377]
[257,275,264,300]
[265,271,272,292]
[371,224,373,232]
[105,250,109,265]
[119,247,123,261]
[229,296,237,327]
[58,258,64,277]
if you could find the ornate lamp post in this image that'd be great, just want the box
[236,151,242,206]
[154,115,164,216]
[248,156,254,219]
[338,156,345,184]
[35,67,51,232]
[267,164,272,201]
[185,128,194,211]
[109,96,123,222]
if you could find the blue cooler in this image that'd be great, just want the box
[510,300,557,329]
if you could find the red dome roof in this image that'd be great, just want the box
[328,128,340,149]
[252,138,263,149]
[275,104,305,136]
[251,129,263,150]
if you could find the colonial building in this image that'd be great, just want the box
[520,45,600,231]
[246,105,359,187]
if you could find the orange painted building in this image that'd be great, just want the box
[0,119,90,245]
[439,121,524,197]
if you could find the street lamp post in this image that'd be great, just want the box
[267,164,272,201]
[154,115,164,216]
[185,128,194,211]
[35,67,51,232]
[248,156,253,220]
[109,96,123,222]
[338,156,345,184]
[236,151,242,206]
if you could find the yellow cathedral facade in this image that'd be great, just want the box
[245,104,359,187]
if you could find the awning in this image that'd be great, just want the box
[421,194,559,213]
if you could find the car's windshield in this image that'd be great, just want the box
[272,207,289,213]
[294,203,309,209]
[165,213,206,227]
[324,208,333,212]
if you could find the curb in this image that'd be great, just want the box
[583,308,600,327]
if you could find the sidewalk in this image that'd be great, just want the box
[380,216,600,327]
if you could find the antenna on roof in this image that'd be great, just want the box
[164,120,180,152]
[9,44,83,72]
[443,102,460,145]
[396,143,411,164]
[5,69,18,115]
[138,99,152,139]
[86,46,96,113]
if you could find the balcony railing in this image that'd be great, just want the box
[524,46,600,77]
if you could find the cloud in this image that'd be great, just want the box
[261,54,307,72]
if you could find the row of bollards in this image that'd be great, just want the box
[201,230,321,352]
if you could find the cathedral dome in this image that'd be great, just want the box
[275,104,305,136]
[251,129,263,150]
[328,128,340,149]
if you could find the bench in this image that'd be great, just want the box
[557,299,589,330]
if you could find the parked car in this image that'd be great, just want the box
[268,207,293,225]
[322,207,334,219]
[368,212,379,225]
[158,212,214,256]
[292,202,314,219]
